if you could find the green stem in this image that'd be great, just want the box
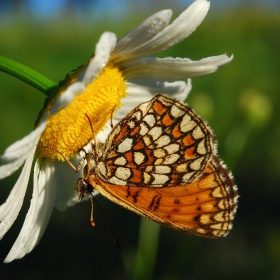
[133,218,160,280]
[0,55,57,96]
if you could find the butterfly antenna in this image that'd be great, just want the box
[44,146,80,172]
[85,114,99,159]
[110,106,116,129]
[90,193,121,249]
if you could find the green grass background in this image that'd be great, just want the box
[0,4,280,280]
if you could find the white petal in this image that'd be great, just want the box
[113,0,210,62]
[0,147,35,241]
[97,123,113,143]
[121,54,233,80]
[50,82,85,115]
[82,32,117,86]
[4,159,57,263]
[0,156,29,180]
[52,157,86,211]
[1,121,46,163]
[112,79,191,121]
[152,80,192,101]
[112,9,172,58]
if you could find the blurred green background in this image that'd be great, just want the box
[1,0,280,279]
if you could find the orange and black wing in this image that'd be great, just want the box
[90,95,238,237]
[98,95,216,187]
[91,155,238,238]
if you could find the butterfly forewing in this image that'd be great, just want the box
[99,95,216,187]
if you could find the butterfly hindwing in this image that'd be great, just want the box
[91,155,238,237]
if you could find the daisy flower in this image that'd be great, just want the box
[0,0,232,262]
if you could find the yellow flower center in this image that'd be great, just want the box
[37,63,127,161]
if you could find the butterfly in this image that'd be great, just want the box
[76,95,238,238]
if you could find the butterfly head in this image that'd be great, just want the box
[76,177,93,200]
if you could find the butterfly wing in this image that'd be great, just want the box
[91,155,238,237]
[98,95,216,187]
[90,95,238,237]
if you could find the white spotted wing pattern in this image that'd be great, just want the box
[78,95,238,238]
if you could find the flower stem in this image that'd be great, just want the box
[0,55,57,96]
[133,218,160,280]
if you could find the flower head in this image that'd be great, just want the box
[0,0,232,262]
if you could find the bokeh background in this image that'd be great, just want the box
[0,0,280,279]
